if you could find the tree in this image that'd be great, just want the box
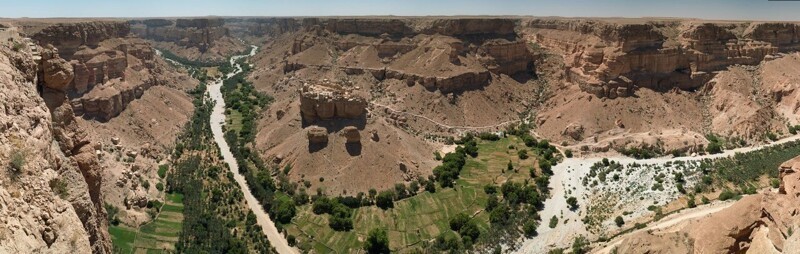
[449,213,470,231]
[566,197,578,210]
[364,228,390,254]
[687,196,696,208]
[614,216,625,227]
[425,180,436,193]
[572,235,588,254]
[507,160,514,172]
[458,220,481,242]
[539,160,552,175]
[523,219,538,237]
[270,195,297,224]
[564,149,573,158]
[376,190,395,209]
[518,149,529,159]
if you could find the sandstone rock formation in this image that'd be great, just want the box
[282,17,533,93]
[130,18,227,53]
[520,19,799,98]
[342,126,361,143]
[299,80,367,123]
[306,126,328,144]
[32,22,168,121]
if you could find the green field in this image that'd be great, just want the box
[286,136,536,253]
[110,193,185,254]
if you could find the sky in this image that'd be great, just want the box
[2,0,800,21]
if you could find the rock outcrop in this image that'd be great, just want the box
[299,80,367,123]
[0,41,107,253]
[32,22,166,121]
[520,19,800,98]
[306,126,328,144]
[32,21,131,60]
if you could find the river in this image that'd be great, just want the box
[207,46,298,254]
[515,134,800,253]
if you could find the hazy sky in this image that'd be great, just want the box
[2,0,800,21]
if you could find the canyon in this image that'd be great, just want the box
[2,14,800,254]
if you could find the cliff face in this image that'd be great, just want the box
[130,18,232,54]
[32,22,130,61]
[520,19,799,98]
[32,22,167,121]
[281,17,532,93]
[0,39,108,253]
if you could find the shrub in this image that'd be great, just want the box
[518,149,529,159]
[364,228,390,254]
[566,197,578,210]
[9,148,26,173]
[434,151,442,161]
[614,216,625,227]
[507,160,514,171]
[766,132,779,142]
[478,132,500,141]
[49,178,68,198]
[687,196,696,208]
[706,141,723,154]
[425,180,436,193]
[718,189,736,201]
[572,235,588,254]
[142,180,150,190]
[548,215,558,228]
[701,196,710,204]
[12,42,24,52]
[157,164,168,178]
[564,149,573,158]
[483,184,497,194]
[523,219,538,237]
[771,178,781,188]
[156,182,164,191]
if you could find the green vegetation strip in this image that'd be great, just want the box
[109,193,185,254]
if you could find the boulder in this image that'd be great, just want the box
[562,122,585,140]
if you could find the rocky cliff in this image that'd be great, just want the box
[299,80,367,123]
[282,17,532,93]
[32,22,169,121]
[130,18,228,52]
[521,19,799,98]
[0,36,110,254]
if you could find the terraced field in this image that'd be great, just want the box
[110,193,185,254]
[286,136,537,253]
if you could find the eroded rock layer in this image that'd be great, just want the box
[520,19,800,98]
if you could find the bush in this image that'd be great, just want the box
[49,178,68,198]
[157,164,168,178]
[564,149,573,158]
[9,148,26,173]
[156,182,164,192]
[766,132,779,142]
[449,213,470,231]
[548,215,558,228]
[718,189,736,201]
[518,149,529,159]
[706,141,723,154]
[566,197,578,210]
[287,235,296,246]
[375,190,395,209]
[364,228,390,254]
[425,180,436,193]
[614,216,625,227]
[687,196,696,208]
[478,132,500,141]
[523,219,538,237]
[572,235,588,254]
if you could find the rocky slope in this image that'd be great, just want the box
[611,155,800,253]
[0,34,111,254]
[130,18,247,62]
[520,18,800,153]
[248,17,542,194]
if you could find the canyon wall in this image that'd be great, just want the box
[280,17,532,93]
[521,19,800,98]
[33,22,167,121]
[130,18,229,53]
[1,36,112,254]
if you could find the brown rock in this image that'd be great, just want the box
[306,126,328,144]
[342,126,361,143]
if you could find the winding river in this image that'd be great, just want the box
[207,46,298,254]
